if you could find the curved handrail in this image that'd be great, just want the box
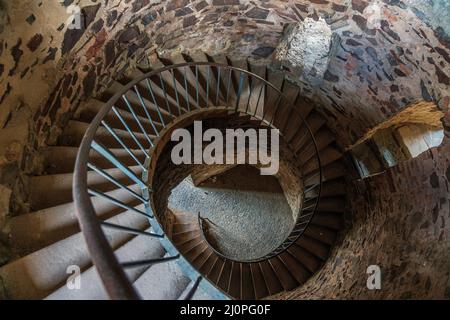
[73,62,322,299]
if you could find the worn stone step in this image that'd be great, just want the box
[296,235,330,261]
[45,229,164,300]
[124,69,180,119]
[304,161,347,186]
[291,112,327,153]
[311,211,344,230]
[283,96,316,142]
[287,244,322,273]
[60,120,153,150]
[11,185,142,255]
[277,251,311,286]
[302,146,343,174]
[157,56,204,110]
[76,98,163,136]
[0,206,149,299]
[42,146,145,174]
[304,225,336,245]
[296,128,336,162]
[133,254,190,299]
[29,165,142,210]
[316,197,346,213]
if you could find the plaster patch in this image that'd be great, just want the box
[275,17,333,85]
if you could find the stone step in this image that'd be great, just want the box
[0,206,149,299]
[311,211,344,230]
[166,53,210,108]
[157,56,204,110]
[133,254,190,300]
[296,128,336,162]
[42,146,146,174]
[302,146,343,174]
[59,120,153,150]
[29,165,142,210]
[304,225,336,246]
[287,243,323,273]
[45,229,164,300]
[316,196,346,213]
[296,235,330,261]
[124,69,180,118]
[76,98,163,137]
[11,185,142,255]
[292,112,327,153]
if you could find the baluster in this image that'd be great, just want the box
[134,85,159,136]
[145,78,166,127]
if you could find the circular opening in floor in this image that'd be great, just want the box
[168,165,296,261]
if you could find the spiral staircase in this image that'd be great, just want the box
[0,53,347,300]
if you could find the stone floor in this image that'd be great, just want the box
[168,165,294,261]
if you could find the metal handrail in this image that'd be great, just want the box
[73,62,322,299]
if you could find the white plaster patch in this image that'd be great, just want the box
[276,17,333,82]
[364,0,382,29]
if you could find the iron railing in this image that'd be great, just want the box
[73,62,322,299]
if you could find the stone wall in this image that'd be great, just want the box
[1,1,450,150]
[273,136,450,299]
[0,0,449,298]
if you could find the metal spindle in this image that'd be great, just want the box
[87,162,147,202]
[159,73,172,115]
[101,120,148,166]
[112,106,149,155]
[145,79,166,127]
[269,95,283,126]
[215,67,221,106]
[245,74,253,114]
[170,69,182,115]
[253,83,264,117]
[91,140,146,189]
[88,188,152,218]
[195,65,200,107]
[179,276,202,300]
[101,221,163,238]
[121,255,180,269]
[235,72,245,112]
[206,65,210,107]
[134,85,160,136]
[122,95,154,147]
[226,68,232,105]
[183,66,191,111]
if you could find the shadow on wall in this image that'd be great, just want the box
[349,101,445,178]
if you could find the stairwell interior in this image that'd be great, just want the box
[0,1,449,300]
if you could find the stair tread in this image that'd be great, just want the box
[296,235,330,260]
[60,119,154,150]
[42,146,145,174]
[46,228,164,300]
[133,254,190,300]
[76,98,163,136]
[11,184,143,255]
[278,251,311,285]
[0,207,149,299]
[304,225,337,245]
[288,244,322,273]
[29,165,142,210]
